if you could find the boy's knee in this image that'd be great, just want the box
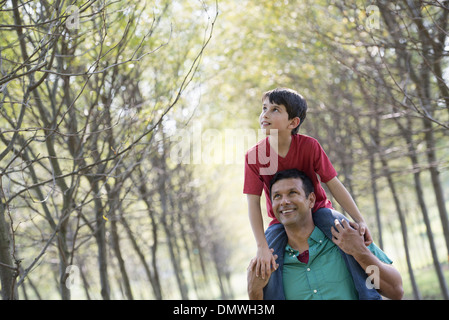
[313,208,347,225]
[265,223,287,255]
[313,208,348,239]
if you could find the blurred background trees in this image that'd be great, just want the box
[1,0,448,299]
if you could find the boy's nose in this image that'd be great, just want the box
[261,114,269,122]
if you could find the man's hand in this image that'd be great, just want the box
[255,246,278,280]
[331,219,404,300]
[331,219,367,256]
[247,249,279,300]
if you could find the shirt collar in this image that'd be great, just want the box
[285,227,326,253]
[308,227,326,245]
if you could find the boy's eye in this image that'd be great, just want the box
[273,194,280,200]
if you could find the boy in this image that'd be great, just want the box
[244,87,378,299]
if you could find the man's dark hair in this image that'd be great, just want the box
[262,87,307,135]
[269,169,314,201]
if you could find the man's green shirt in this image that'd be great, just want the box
[282,227,392,300]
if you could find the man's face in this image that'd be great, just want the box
[271,178,316,227]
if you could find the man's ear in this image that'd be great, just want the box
[308,192,316,209]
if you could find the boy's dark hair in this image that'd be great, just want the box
[269,169,314,201]
[262,87,307,135]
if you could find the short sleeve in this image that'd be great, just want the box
[312,139,337,183]
[243,151,264,195]
[368,243,393,264]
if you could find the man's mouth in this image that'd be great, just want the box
[279,208,295,215]
[261,121,271,126]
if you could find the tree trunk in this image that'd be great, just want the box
[422,118,449,259]
[106,180,134,300]
[121,211,163,299]
[369,156,383,249]
[159,191,189,299]
[393,113,449,299]
[110,215,134,300]
[379,152,421,299]
[133,172,163,299]
[156,134,189,299]
[92,180,111,300]
[0,202,17,300]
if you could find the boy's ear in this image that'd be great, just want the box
[288,117,301,129]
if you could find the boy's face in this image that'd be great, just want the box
[260,97,299,135]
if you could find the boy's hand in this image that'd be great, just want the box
[247,251,279,299]
[256,247,278,280]
[357,221,373,246]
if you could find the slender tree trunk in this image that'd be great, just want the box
[106,177,134,300]
[412,167,449,299]
[57,220,71,300]
[393,113,449,299]
[156,136,189,299]
[20,267,42,300]
[121,211,163,299]
[79,265,92,300]
[92,180,111,300]
[0,201,17,300]
[422,119,449,258]
[159,196,189,299]
[379,152,421,299]
[133,172,163,299]
[369,156,383,249]
[110,215,134,300]
[174,199,201,297]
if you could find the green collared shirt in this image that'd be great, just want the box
[282,227,392,300]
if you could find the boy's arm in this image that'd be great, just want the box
[247,194,277,279]
[247,254,275,300]
[325,176,373,245]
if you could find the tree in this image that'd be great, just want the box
[0,0,220,300]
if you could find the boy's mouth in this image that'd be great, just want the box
[261,121,271,126]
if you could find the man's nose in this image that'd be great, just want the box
[280,196,290,206]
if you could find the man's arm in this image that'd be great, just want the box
[325,176,373,245]
[247,194,277,279]
[331,219,404,300]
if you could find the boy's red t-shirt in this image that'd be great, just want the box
[243,134,337,226]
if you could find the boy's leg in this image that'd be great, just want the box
[313,208,382,300]
[262,223,287,300]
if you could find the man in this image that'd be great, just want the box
[247,169,403,300]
